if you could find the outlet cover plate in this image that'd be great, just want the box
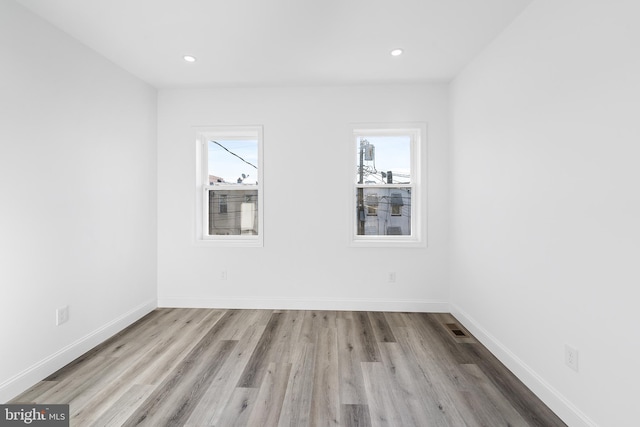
[56,306,69,326]
[565,344,579,371]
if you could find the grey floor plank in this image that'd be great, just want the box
[458,363,530,427]
[269,310,305,365]
[11,308,567,427]
[353,311,382,362]
[361,361,403,426]
[88,384,154,427]
[382,312,407,328]
[278,343,316,427]
[121,311,240,426]
[342,404,372,427]
[186,322,266,426]
[246,362,292,426]
[39,309,174,382]
[337,318,368,405]
[392,326,477,426]
[462,339,567,427]
[310,326,340,426]
[236,312,284,388]
[367,312,397,343]
[378,341,452,427]
[122,339,236,426]
[73,309,221,424]
[208,386,259,427]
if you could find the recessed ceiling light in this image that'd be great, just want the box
[390,48,404,57]
[183,55,197,63]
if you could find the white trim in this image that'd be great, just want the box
[158,296,449,313]
[349,122,427,248]
[450,304,598,427]
[0,299,156,404]
[194,125,264,247]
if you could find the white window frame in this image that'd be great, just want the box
[195,125,264,247]
[350,123,427,247]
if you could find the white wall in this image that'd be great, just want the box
[450,1,640,425]
[0,0,157,402]
[158,84,449,311]
[7,0,635,422]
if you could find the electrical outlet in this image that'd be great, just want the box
[565,344,579,371]
[56,306,69,326]
[221,270,227,280]
[388,272,396,283]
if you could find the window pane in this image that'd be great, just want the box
[355,136,411,185]
[356,187,411,236]
[208,139,258,185]
[208,190,258,235]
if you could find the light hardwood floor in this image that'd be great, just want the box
[11,309,567,426]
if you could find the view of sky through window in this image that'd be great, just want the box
[356,135,411,184]
[208,139,258,184]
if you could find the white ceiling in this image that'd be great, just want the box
[15,0,533,88]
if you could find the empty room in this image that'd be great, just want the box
[1,0,638,426]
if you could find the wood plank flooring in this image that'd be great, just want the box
[11,309,567,426]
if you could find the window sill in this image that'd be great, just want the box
[350,237,426,248]
[194,237,263,248]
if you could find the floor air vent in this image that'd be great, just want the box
[445,323,468,338]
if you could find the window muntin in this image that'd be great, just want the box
[196,126,263,246]
[351,125,425,247]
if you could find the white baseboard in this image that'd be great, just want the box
[0,299,157,404]
[450,304,597,427]
[158,296,450,313]
[2,297,595,426]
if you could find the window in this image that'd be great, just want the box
[365,194,379,216]
[351,124,426,247]
[219,194,228,214]
[390,192,404,216]
[196,126,263,246]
